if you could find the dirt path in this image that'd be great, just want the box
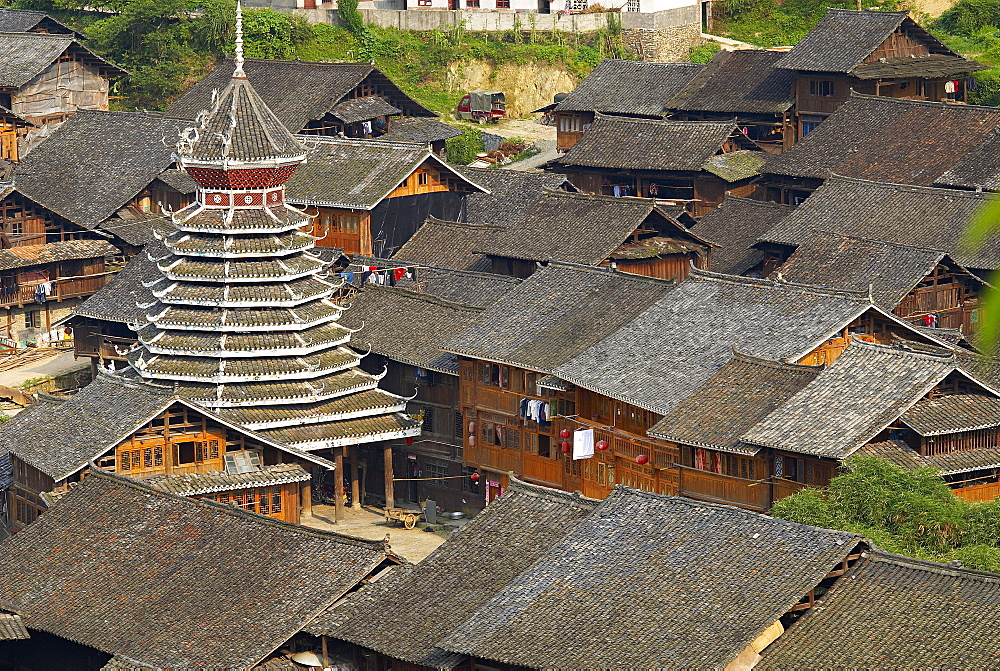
[302,504,447,563]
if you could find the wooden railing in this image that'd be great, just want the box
[465,443,521,475]
[0,276,107,308]
[522,454,563,487]
[772,479,807,503]
[953,480,1000,503]
[677,465,772,511]
[473,385,520,416]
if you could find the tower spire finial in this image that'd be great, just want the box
[234,0,245,78]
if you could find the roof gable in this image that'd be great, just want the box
[444,262,678,372]
[775,10,957,73]
[553,59,704,116]
[668,49,796,114]
[11,111,187,229]
[0,470,388,668]
[393,216,501,272]
[0,32,123,88]
[693,195,796,275]
[439,486,861,668]
[762,94,1000,186]
[0,239,118,272]
[0,9,82,37]
[758,175,1000,271]
[167,59,433,133]
[555,115,742,172]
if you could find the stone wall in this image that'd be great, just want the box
[622,22,701,61]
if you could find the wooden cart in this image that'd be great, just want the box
[385,507,422,529]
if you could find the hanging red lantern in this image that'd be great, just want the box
[468,421,477,434]
[470,472,481,482]
[559,428,571,439]
[636,454,649,465]
[561,441,571,453]
[406,437,413,445]
[468,435,476,447]
[596,440,609,451]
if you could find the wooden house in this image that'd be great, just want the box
[690,194,796,276]
[0,8,84,36]
[0,372,337,531]
[771,230,987,336]
[0,239,117,345]
[311,477,874,670]
[338,268,522,512]
[535,59,703,151]
[667,48,798,152]
[773,9,984,141]
[762,95,1000,202]
[167,58,436,138]
[756,176,1000,286]
[477,189,711,279]
[0,107,33,162]
[285,136,485,256]
[548,115,765,216]
[0,470,399,669]
[0,32,125,142]
[761,549,1000,667]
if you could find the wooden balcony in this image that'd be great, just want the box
[75,334,137,362]
[953,480,1000,503]
[0,276,107,308]
[677,465,772,511]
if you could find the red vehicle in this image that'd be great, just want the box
[457,90,506,124]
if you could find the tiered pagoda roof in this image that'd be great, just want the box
[122,4,419,450]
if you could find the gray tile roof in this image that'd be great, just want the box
[850,53,984,79]
[285,136,484,209]
[937,128,1000,191]
[742,340,962,459]
[307,478,599,665]
[167,58,433,133]
[0,239,118,272]
[340,286,489,374]
[554,115,741,172]
[857,439,930,470]
[480,189,712,264]
[552,59,703,116]
[346,256,522,308]
[758,175,1000,271]
[141,462,310,496]
[775,9,957,74]
[462,166,574,227]
[11,110,187,229]
[648,350,821,455]
[693,195,796,275]
[762,95,1000,186]
[70,242,161,323]
[392,216,500,272]
[375,117,462,144]
[760,549,1000,668]
[0,612,28,641]
[771,230,949,309]
[551,268,876,415]
[701,149,766,182]
[0,32,124,88]
[0,371,335,481]
[0,470,390,669]
[444,262,678,372]
[859,438,1000,475]
[439,486,862,669]
[668,49,796,114]
[901,393,1000,436]
[180,76,305,163]
[0,8,82,36]
[329,95,399,124]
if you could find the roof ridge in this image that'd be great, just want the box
[730,346,822,371]
[722,195,796,209]
[360,285,487,312]
[537,186,655,207]
[593,113,736,129]
[507,474,599,506]
[867,547,1000,582]
[824,173,992,200]
[298,134,427,151]
[826,7,907,13]
[423,216,505,231]
[810,228,949,255]
[86,467,392,551]
[848,90,1000,114]
[0,30,71,38]
[610,485,864,538]
[688,266,870,301]
[845,337,957,362]
[545,259,684,288]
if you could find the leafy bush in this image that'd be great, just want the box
[445,128,484,165]
[771,456,1000,570]
[937,0,1000,37]
[689,41,721,64]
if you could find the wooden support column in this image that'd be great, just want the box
[350,445,360,508]
[334,446,345,523]
[384,444,395,510]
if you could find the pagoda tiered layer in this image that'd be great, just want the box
[124,26,419,451]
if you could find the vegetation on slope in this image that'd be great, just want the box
[771,456,1000,571]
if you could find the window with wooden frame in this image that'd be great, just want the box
[421,406,434,433]
[418,0,431,5]
[496,0,510,7]
[808,80,834,96]
[13,487,44,526]
[24,310,40,329]
[417,171,429,185]
[425,459,449,482]
[453,410,463,439]
[466,0,480,7]
[478,362,511,389]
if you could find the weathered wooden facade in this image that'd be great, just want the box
[479,189,712,280]
[1,375,337,531]
[773,9,984,141]
[286,137,484,256]
[537,59,703,151]
[549,115,764,216]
